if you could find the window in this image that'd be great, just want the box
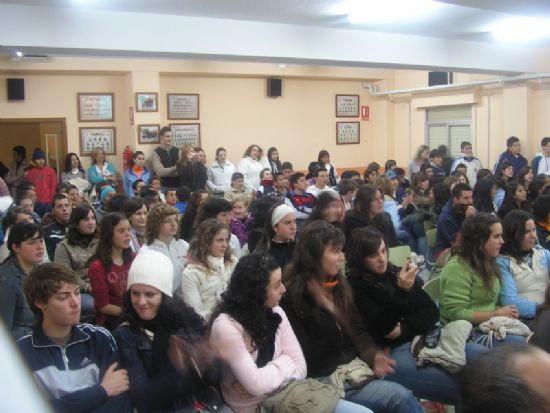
[425,105,472,157]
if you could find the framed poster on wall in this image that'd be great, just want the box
[77,93,114,122]
[336,122,360,145]
[135,92,158,112]
[137,124,160,144]
[79,127,116,155]
[167,94,199,120]
[335,94,359,117]
[170,123,201,148]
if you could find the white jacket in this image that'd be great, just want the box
[181,255,237,319]
[207,161,236,193]
[140,238,189,296]
[237,157,263,191]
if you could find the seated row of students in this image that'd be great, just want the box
[14,206,548,413]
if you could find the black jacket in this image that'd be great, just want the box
[113,324,221,413]
[281,288,379,378]
[43,220,68,261]
[177,162,207,192]
[344,210,399,250]
[348,265,439,348]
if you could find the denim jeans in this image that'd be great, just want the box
[334,399,373,413]
[383,341,487,405]
[80,293,95,323]
[471,330,527,348]
[344,379,423,413]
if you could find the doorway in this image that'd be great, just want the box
[0,118,68,178]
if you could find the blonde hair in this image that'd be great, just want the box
[91,147,106,165]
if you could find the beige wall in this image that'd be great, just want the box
[0,61,549,175]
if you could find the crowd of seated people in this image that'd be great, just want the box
[0,132,549,412]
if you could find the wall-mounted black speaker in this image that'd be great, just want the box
[7,78,25,101]
[428,72,453,87]
[267,78,282,97]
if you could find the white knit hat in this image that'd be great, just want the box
[127,249,174,297]
[271,204,295,226]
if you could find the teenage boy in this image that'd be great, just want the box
[131,179,145,198]
[165,188,177,207]
[306,169,338,198]
[494,136,527,179]
[532,137,550,176]
[0,222,44,339]
[18,262,131,413]
[434,183,476,257]
[286,172,315,225]
[429,149,446,177]
[281,162,294,181]
[43,194,71,261]
[224,172,254,204]
[451,141,483,185]
[268,172,288,201]
[151,126,179,188]
[150,176,166,203]
[257,168,274,198]
[26,148,58,217]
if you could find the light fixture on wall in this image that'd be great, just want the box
[347,0,438,24]
[491,17,550,43]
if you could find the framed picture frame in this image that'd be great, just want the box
[170,123,201,148]
[79,127,117,156]
[135,92,158,112]
[336,122,360,145]
[335,94,360,117]
[77,93,114,122]
[137,124,160,144]
[167,93,200,120]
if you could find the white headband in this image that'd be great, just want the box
[271,204,295,226]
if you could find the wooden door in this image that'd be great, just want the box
[39,120,68,177]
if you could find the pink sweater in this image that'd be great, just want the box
[210,306,307,413]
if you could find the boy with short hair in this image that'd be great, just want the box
[286,172,315,225]
[451,141,482,185]
[338,179,358,211]
[281,162,294,180]
[131,179,145,198]
[165,187,177,207]
[429,149,446,177]
[257,168,274,197]
[18,263,131,413]
[224,172,253,204]
[494,136,527,179]
[150,176,166,203]
[532,136,550,176]
[268,172,288,201]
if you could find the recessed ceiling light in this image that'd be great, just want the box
[15,51,23,57]
[492,17,550,43]
[348,0,438,24]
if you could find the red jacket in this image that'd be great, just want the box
[26,166,58,204]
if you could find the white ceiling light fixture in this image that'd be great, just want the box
[492,17,550,43]
[347,0,439,25]
[15,51,23,57]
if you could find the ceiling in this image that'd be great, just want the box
[3,0,550,44]
[1,0,550,74]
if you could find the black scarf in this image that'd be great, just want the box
[255,309,282,368]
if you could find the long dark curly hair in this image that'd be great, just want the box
[210,254,280,351]
[120,291,205,340]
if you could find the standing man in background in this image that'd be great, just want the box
[151,127,180,189]
[5,146,28,196]
[451,141,483,186]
